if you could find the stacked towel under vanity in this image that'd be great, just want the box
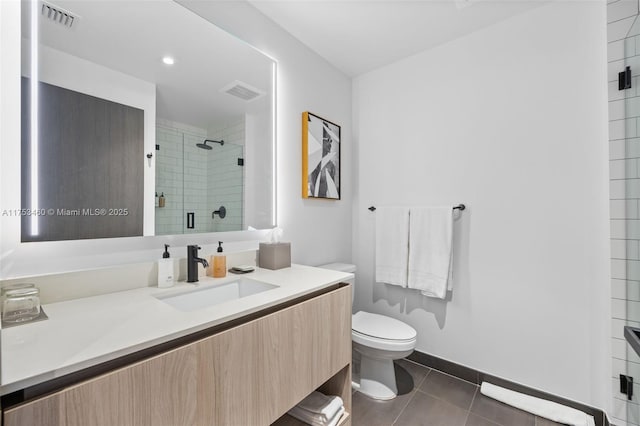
[287,391,345,426]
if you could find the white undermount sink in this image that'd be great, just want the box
[155,278,278,312]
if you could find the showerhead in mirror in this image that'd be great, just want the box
[196,139,224,150]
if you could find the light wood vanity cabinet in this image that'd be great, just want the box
[4,285,352,426]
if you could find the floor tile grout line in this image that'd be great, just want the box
[391,389,420,426]
[390,365,430,426]
[462,408,472,426]
[425,365,481,388]
[469,386,479,411]
[413,371,481,413]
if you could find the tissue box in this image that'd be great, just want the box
[259,242,291,270]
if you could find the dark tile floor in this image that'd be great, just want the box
[352,359,564,426]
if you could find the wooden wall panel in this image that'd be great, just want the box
[20,78,144,242]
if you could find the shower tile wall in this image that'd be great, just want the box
[183,132,211,234]
[609,1,640,425]
[207,120,245,232]
[155,121,208,235]
[155,125,186,235]
[155,119,244,235]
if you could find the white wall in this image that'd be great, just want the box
[246,106,275,229]
[179,1,353,267]
[352,1,610,409]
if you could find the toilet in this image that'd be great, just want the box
[319,263,417,400]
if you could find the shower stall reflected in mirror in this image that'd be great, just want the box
[155,119,244,235]
[619,15,640,426]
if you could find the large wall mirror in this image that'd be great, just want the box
[20,0,275,242]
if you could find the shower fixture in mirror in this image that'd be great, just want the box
[20,0,275,242]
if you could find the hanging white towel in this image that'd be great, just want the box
[407,206,453,299]
[375,206,410,287]
[480,382,595,426]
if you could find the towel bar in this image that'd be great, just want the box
[368,204,465,212]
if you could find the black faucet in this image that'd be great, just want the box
[187,245,209,283]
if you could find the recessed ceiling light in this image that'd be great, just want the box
[162,56,175,65]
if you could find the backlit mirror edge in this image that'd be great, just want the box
[0,0,278,280]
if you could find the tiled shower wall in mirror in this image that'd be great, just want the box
[155,118,244,235]
[609,0,640,424]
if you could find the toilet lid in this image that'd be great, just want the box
[352,311,417,341]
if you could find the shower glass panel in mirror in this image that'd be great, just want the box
[155,120,244,235]
[20,0,275,242]
[623,16,640,425]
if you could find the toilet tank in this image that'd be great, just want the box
[318,263,356,307]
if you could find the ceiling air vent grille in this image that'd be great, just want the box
[41,1,78,28]
[220,81,265,102]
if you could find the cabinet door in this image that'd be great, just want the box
[4,393,64,426]
[63,344,198,426]
[204,284,352,424]
[5,345,199,426]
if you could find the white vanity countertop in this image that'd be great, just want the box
[1,264,353,395]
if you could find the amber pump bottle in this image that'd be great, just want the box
[212,241,226,278]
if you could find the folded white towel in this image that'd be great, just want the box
[480,382,595,426]
[326,406,345,426]
[294,391,343,419]
[407,206,454,299]
[375,206,410,287]
[288,405,345,426]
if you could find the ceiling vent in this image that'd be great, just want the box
[220,80,265,102]
[41,1,78,29]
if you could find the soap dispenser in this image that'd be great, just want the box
[157,244,175,288]
[212,241,226,278]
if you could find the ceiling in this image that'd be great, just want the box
[248,0,546,77]
[23,0,274,130]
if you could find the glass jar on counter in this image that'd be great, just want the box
[1,283,35,311]
[2,287,40,323]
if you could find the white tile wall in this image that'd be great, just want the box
[155,121,206,235]
[609,2,640,424]
[155,118,245,235]
[609,15,637,43]
[610,0,639,24]
[207,119,245,232]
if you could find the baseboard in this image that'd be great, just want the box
[407,350,608,426]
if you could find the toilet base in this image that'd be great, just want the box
[358,356,397,400]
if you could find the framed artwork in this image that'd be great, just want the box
[302,112,341,200]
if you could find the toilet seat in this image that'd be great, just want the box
[352,311,417,352]
[352,330,416,352]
